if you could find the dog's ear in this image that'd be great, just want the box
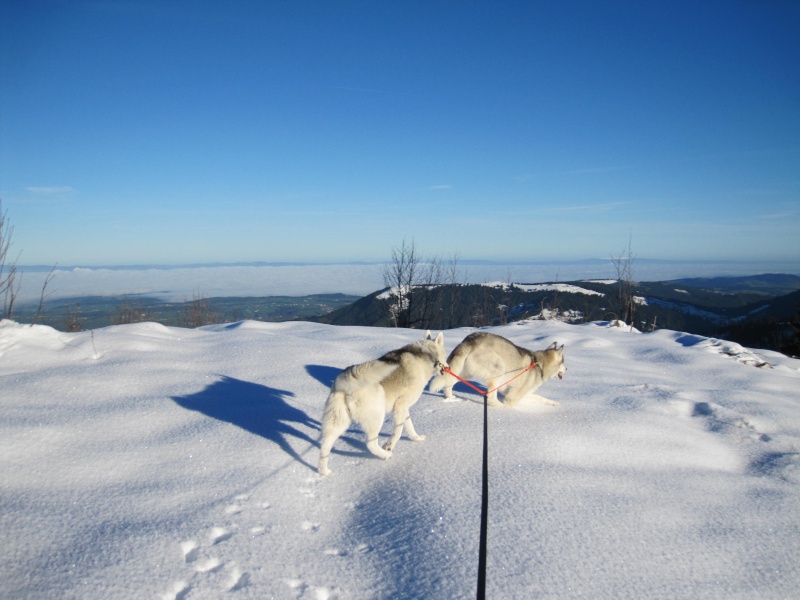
[547,341,558,350]
[425,330,433,341]
[435,332,444,345]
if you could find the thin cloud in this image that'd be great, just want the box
[756,201,799,220]
[758,211,798,220]
[546,201,629,213]
[556,165,634,176]
[516,165,633,181]
[25,186,74,195]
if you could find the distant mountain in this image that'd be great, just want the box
[667,273,800,296]
[311,274,800,356]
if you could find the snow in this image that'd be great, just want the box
[2,318,799,599]
[633,296,728,322]
[514,283,605,297]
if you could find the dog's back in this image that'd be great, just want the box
[322,359,397,433]
[379,338,445,407]
[331,360,398,395]
[430,332,525,393]
[430,332,564,407]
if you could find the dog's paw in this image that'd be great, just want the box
[412,434,427,442]
[531,394,560,406]
[318,467,331,477]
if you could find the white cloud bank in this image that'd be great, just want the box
[13,259,800,304]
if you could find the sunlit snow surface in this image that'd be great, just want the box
[1,318,799,599]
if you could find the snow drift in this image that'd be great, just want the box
[1,318,799,599]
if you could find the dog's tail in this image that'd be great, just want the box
[322,360,397,434]
[321,389,350,435]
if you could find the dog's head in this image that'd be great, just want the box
[544,341,566,380]
[424,330,448,374]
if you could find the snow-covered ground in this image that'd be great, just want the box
[2,318,799,599]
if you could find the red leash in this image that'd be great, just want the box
[442,360,537,396]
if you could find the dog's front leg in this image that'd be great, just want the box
[383,416,404,452]
[383,406,425,452]
[403,416,426,442]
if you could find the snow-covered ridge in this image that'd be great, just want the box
[511,282,605,296]
[633,296,727,322]
[2,318,799,598]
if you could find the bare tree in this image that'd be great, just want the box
[381,239,423,328]
[63,303,83,332]
[114,296,154,325]
[381,239,465,329]
[611,234,637,326]
[1,200,22,319]
[181,292,218,328]
[444,252,466,329]
[32,265,57,325]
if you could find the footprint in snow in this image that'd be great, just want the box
[301,520,320,532]
[284,579,338,599]
[181,540,199,564]
[209,526,235,545]
[161,579,191,600]
[195,557,224,574]
[312,585,340,599]
[165,495,260,598]
[228,564,251,591]
[692,401,772,442]
[225,493,251,515]
[299,474,322,497]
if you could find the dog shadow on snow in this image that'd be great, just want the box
[172,376,321,472]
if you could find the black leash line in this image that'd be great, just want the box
[441,364,537,599]
[477,392,489,600]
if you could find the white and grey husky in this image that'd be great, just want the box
[429,332,565,408]
[318,331,447,476]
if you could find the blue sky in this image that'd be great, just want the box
[1,0,799,266]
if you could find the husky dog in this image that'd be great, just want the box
[318,331,447,476]
[429,332,565,408]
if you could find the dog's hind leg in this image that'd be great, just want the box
[359,401,392,460]
[484,380,503,407]
[502,384,525,407]
[319,410,351,476]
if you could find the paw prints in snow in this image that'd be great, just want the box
[163,495,265,597]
